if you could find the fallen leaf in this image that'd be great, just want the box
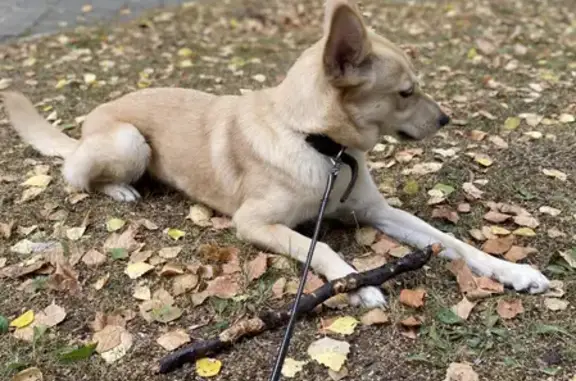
[172,274,199,296]
[328,366,349,381]
[542,169,567,181]
[399,288,426,308]
[0,221,14,239]
[106,218,126,232]
[21,174,52,188]
[158,246,182,259]
[166,228,186,240]
[12,367,44,381]
[558,113,575,123]
[186,204,213,227]
[245,252,268,281]
[544,298,569,311]
[19,187,44,202]
[462,182,483,199]
[355,227,377,246]
[451,297,476,320]
[504,246,537,262]
[497,299,524,319]
[10,310,35,328]
[473,153,493,167]
[159,263,185,276]
[503,117,521,131]
[325,316,359,335]
[205,274,242,299]
[307,337,350,372]
[124,262,154,279]
[93,325,124,353]
[543,280,565,298]
[444,362,479,381]
[281,358,307,378]
[399,315,423,327]
[403,179,420,195]
[559,250,576,268]
[360,309,389,326]
[483,211,511,223]
[539,206,561,216]
[469,130,487,141]
[99,329,133,364]
[371,235,399,254]
[513,215,539,228]
[352,254,386,272]
[513,227,536,237]
[196,358,222,377]
[82,249,106,267]
[0,315,8,333]
[133,285,151,301]
[177,47,193,57]
[304,272,325,293]
[35,302,66,328]
[488,135,509,149]
[271,277,286,299]
[482,235,515,255]
[151,305,182,323]
[490,226,511,235]
[469,229,485,241]
[402,162,443,176]
[156,329,191,351]
[103,225,141,253]
[431,206,459,224]
[448,260,477,294]
[389,246,411,258]
[57,343,97,362]
[475,277,504,294]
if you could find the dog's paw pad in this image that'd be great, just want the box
[100,184,141,202]
[349,286,387,308]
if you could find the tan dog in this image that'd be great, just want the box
[2,0,549,306]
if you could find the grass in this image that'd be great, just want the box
[1,0,576,380]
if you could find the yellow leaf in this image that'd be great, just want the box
[166,228,186,240]
[281,358,307,378]
[542,168,567,181]
[124,262,155,279]
[10,310,35,328]
[178,59,193,68]
[325,316,359,336]
[83,73,97,84]
[196,358,222,377]
[307,337,350,372]
[106,218,126,232]
[513,227,536,237]
[490,226,511,235]
[467,47,477,59]
[474,154,493,167]
[177,47,193,57]
[503,117,521,131]
[21,175,52,188]
[66,226,86,241]
[55,79,68,89]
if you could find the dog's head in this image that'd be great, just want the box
[307,0,449,149]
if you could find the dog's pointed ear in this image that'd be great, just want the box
[323,0,371,86]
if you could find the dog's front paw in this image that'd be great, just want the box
[495,263,550,294]
[348,286,387,308]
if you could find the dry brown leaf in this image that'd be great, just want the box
[462,182,483,199]
[483,211,511,223]
[156,329,191,351]
[172,274,199,296]
[399,315,423,327]
[513,215,539,228]
[468,229,485,241]
[153,288,175,306]
[47,254,80,294]
[0,221,14,239]
[82,249,106,267]
[451,297,476,320]
[444,362,479,381]
[360,309,390,326]
[12,367,44,381]
[35,301,66,327]
[103,225,142,253]
[370,235,399,254]
[245,252,268,282]
[92,273,110,290]
[159,263,185,277]
[475,277,504,294]
[482,235,515,255]
[304,272,325,294]
[544,298,569,311]
[399,288,426,308]
[271,277,287,299]
[133,285,151,301]
[352,253,387,272]
[354,227,378,246]
[136,219,159,230]
[158,246,183,259]
[457,203,471,213]
[93,325,124,353]
[221,248,241,274]
[129,250,154,263]
[431,206,459,224]
[504,246,537,262]
[448,260,477,294]
[186,204,214,227]
[497,299,524,319]
[205,274,242,299]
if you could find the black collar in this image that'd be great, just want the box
[305,134,358,203]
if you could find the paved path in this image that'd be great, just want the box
[0,0,184,42]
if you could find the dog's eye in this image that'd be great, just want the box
[399,86,414,98]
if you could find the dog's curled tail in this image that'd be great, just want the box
[1,91,79,158]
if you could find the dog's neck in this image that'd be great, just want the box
[304,133,345,158]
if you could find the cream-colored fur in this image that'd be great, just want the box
[2,0,549,307]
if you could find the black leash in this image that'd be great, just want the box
[268,135,358,381]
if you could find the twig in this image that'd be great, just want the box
[158,243,442,374]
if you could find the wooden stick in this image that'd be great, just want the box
[158,243,442,374]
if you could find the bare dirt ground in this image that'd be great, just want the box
[1,0,575,380]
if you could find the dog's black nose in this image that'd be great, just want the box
[438,113,450,128]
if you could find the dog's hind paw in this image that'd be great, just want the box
[349,286,387,308]
[100,184,141,202]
